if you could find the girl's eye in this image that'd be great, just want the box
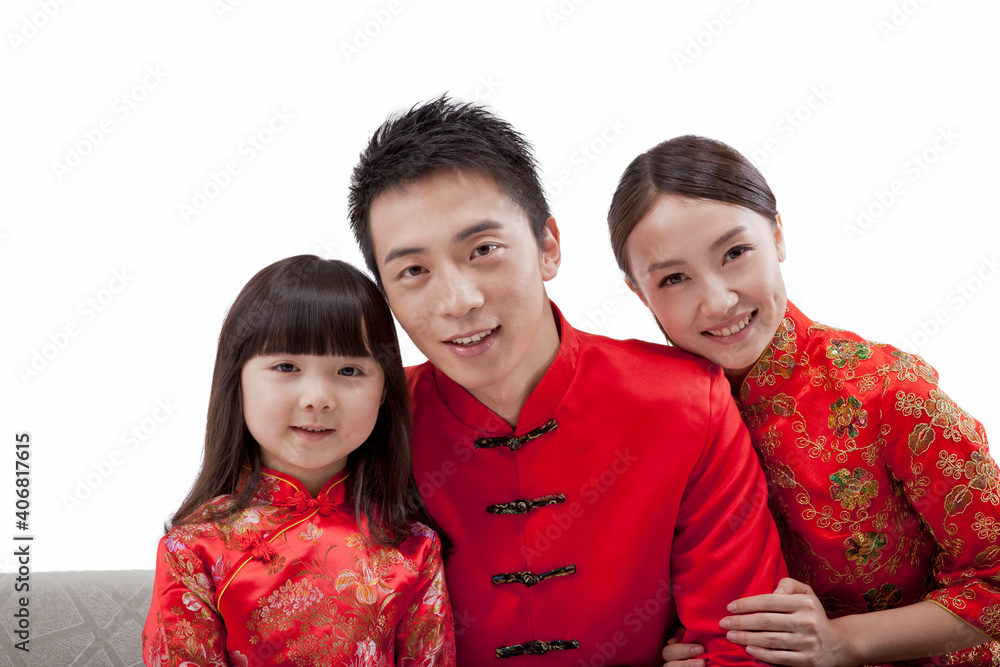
[472,243,498,257]
[274,362,298,373]
[658,273,685,288]
[339,366,364,377]
[724,244,751,262]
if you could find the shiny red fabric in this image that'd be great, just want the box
[143,468,454,666]
[737,302,1000,665]
[407,304,787,666]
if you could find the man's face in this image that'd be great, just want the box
[369,169,560,406]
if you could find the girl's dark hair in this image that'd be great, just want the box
[170,255,444,549]
[608,134,779,283]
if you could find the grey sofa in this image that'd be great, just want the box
[0,570,153,666]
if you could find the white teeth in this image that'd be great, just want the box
[451,328,495,346]
[708,313,752,337]
[297,426,330,433]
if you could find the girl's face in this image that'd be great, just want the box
[241,353,385,493]
[625,194,788,385]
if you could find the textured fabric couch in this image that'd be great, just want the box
[0,570,153,666]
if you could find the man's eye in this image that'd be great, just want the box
[401,266,425,278]
[472,243,498,257]
[659,274,685,288]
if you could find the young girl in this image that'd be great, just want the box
[607,136,1000,666]
[142,255,455,667]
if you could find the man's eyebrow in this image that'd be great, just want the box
[383,245,427,265]
[455,220,503,242]
[382,220,505,265]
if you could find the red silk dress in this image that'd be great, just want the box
[142,468,455,667]
[738,301,1000,665]
[407,303,788,666]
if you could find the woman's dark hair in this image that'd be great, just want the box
[348,94,551,286]
[608,134,779,284]
[169,255,443,549]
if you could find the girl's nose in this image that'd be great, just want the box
[300,378,336,411]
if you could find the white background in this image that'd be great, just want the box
[2,0,998,572]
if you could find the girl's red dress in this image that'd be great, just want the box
[142,468,455,667]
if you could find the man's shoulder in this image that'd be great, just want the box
[576,329,717,377]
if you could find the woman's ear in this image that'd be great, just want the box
[626,276,650,308]
[773,213,787,262]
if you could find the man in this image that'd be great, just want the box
[349,96,786,666]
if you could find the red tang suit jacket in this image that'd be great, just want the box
[406,303,788,666]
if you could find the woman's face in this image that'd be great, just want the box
[625,194,788,384]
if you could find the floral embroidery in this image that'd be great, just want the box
[944,485,973,517]
[845,532,887,566]
[299,522,324,544]
[252,578,325,630]
[145,470,454,667]
[973,513,1000,543]
[769,461,798,489]
[735,303,999,662]
[828,396,868,439]
[863,583,902,611]
[908,423,935,457]
[771,394,797,417]
[965,450,1000,505]
[829,468,878,510]
[826,340,872,372]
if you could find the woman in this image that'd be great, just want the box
[607,136,999,666]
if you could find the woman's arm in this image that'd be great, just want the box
[663,578,989,667]
[722,578,988,666]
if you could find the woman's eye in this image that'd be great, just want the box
[274,362,298,373]
[472,243,498,257]
[725,245,751,262]
[339,366,364,377]
[659,273,685,288]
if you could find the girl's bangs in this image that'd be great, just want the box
[241,282,374,360]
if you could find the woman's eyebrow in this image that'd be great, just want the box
[710,225,748,252]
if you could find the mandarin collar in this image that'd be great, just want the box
[432,301,580,436]
[736,300,811,405]
[242,466,351,509]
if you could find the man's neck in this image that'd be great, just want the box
[468,307,561,428]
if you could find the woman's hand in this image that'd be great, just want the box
[721,577,855,667]
[661,626,704,667]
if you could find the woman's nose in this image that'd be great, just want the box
[700,278,738,317]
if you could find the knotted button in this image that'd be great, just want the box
[495,639,579,658]
[285,491,335,516]
[487,493,565,515]
[474,419,557,452]
[491,564,576,588]
[234,532,277,563]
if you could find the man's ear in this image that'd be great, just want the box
[540,217,561,281]
[774,213,787,262]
